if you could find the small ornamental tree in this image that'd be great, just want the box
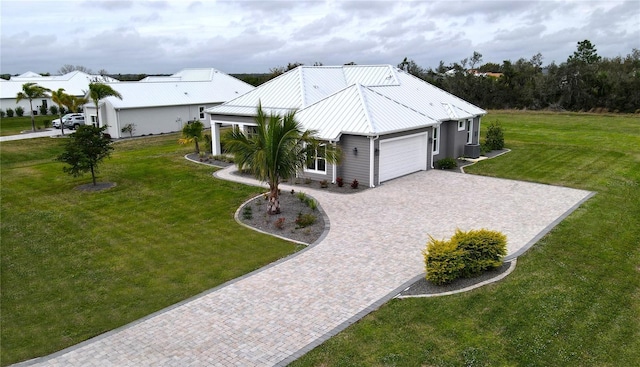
[484,121,505,151]
[57,125,113,186]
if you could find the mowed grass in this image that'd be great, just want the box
[292,111,640,366]
[0,115,58,136]
[0,134,299,366]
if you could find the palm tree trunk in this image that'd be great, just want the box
[59,112,65,136]
[29,99,36,132]
[268,184,281,214]
[195,139,200,154]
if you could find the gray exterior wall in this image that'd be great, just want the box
[336,134,371,187]
[432,117,482,161]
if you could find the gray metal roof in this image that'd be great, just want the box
[1,71,117,98]
[206,64,486,139]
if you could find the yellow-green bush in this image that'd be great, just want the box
[424,229,507,284]
[423,236,465,285]
[452,228,507,277]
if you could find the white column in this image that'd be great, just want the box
[211,122,221,155]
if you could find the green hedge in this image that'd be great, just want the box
[423,229,507,285]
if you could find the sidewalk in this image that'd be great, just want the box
[0,129,64,142]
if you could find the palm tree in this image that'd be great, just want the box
[51,88,69,135]
[15,82,51,132]
[178,120,204,153]
[88,82,122,127]
[223,104,341,214]
[64,95,88,113]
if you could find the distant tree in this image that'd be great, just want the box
[121,123,136,138]
[57,125,113,186]
[568,40,602,65]
[178,120,204,153]
[15,82,51,131]
[398,57,427,79]
[469,51,483,70]
[58,64,93,74]
[88,82,122,127]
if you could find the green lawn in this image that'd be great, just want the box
[0,134,299,366]
[292,111,640,366]
[0,115,58,136]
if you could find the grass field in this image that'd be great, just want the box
[0,115,58,136]
[291,111,640,366]
[0,134,299,366]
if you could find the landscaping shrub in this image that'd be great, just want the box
[351,179,359,189]
[6,108,14,117]
[305,197,318,211]
[295,213,316,228]
[423,236,465,285]
[452,228,507,278]
[435,157,458,169]
[274,217,285,230]
[423,228,507,284]
[43,120,51,128]
[39,105,48,116]
[242,205,253,220]
[49,105,58,115]
[296,192,307,202]
[0,110,5,118]
[15,106,24,117]
[484,122,505,151]
[320,179,328,188]
[336,177,344,187]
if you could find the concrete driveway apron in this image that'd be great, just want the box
[18,168,593,367]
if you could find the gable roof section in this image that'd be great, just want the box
[100,69,254,109]
[297,84,437,140]
[206,64,486,138]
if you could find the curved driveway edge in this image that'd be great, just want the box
[16,166,594,367]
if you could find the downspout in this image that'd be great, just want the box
[331,140,337,184]
[369,135,379,187]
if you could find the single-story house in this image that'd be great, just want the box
[0,71,117,116]
[83,68,254,138]
[205,64,486,188]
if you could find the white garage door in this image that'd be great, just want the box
[379,132,428,182]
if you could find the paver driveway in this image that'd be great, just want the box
[18,168,593,367]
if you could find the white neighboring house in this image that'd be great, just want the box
[82,68,254,138]
[0,71,117,116]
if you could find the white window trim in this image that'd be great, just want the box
[458,119,466,131]
[432,125,440,154]
[304,144,327,174]
[466,119,473,144]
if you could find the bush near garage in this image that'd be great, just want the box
[423,229,507,285]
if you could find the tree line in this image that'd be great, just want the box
[398,40,639,113]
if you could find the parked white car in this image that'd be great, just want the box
[52,113,85,129]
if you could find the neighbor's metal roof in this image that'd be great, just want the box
[1,71,118,98]
[206,64,486,138]
[99,69,254,109]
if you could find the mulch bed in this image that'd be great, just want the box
[237,191,326,244]
[75,182,117,192]
[399,262,512,296]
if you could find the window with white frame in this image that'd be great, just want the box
[199,106,205,119]
[305,144,326,173]
[246,126,258,138]
[458,120,465,131]
[432,126,440,154]
[466,119,473,144]
[90,115,97,126]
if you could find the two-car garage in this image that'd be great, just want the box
[378,132,429,183]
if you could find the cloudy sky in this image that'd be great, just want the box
[1,0,638,75]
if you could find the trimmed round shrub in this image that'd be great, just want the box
[15,106,24,117]
[423,236,465,285]
[484,122,505,151]
[435,157,458,169]
[6,108,14,117]
[452,228,507,278]
[49,105,58,115]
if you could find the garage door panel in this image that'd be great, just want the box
[379,133,428,182]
